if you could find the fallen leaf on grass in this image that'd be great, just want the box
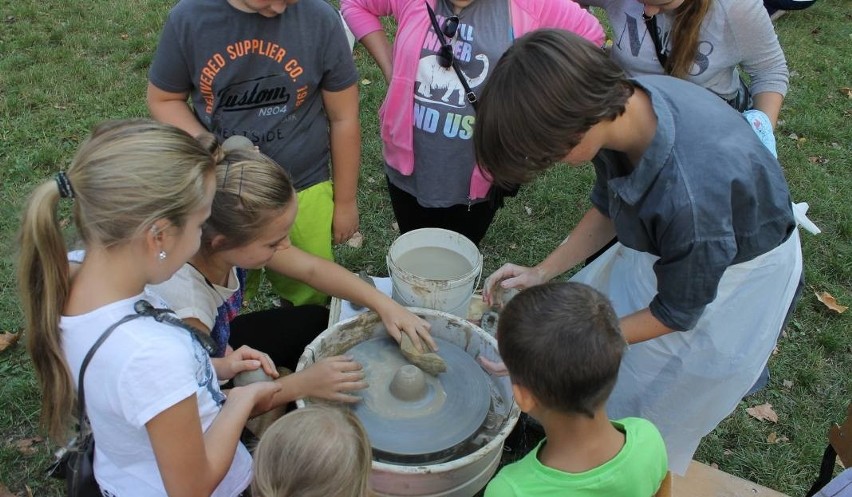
[25,485,33,497]
[783,379,794,389]
[767,432,789,444]
[807,156,829,165]
[120,33,129,40]
[524,206,533,216]
[723,449,733,456]
[710,462,719,469]
[815,291,848,314]
[746,403,778,423]
[0,332,20,352]
[12,436,44,456]
[361,79,372,86]
[841,87,852,99]
[391,221,399,232]
[346,231,364,249]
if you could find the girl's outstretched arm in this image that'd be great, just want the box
[147,382,280,496]
[266,247,435,351]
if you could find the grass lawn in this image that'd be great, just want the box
[0,0,849,495]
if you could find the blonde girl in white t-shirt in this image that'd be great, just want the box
[18,120,280,496]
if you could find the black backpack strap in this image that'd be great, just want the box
[425,1,478,111]
[75,301,217,427]
[643,14,668,70]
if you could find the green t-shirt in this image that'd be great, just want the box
[484,417,667,497]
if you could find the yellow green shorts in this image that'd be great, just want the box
[265,180,334,306]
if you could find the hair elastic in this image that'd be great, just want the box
[55,171,75,199]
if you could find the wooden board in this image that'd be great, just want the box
[672,461,789,497]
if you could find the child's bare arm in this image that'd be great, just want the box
[147,384,279,496]
[322,85,361,244]
[146,82,208,138]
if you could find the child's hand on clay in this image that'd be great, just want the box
[293,355,367,403]
[213,345,279,381]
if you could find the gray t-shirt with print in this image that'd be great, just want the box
[582,0,788,100]
[387,0,511,207]
[149,0,358,190]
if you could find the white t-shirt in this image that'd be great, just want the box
[148,263,240,330]
[61,293,252,497]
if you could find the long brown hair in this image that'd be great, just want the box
[18,119,216,441]
[667,0,713,78]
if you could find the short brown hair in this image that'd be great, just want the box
[497,282,625,417]
[474,29,634,187]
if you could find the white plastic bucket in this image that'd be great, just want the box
[386,228,482,319]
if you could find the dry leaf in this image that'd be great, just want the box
[787,132,799,140]
[509,243,517,250]
[746,403,779,423]
[772,345,780,356]
[120,33,129,40]
[524,206,533,216]
[841,87,852,99]
[53,103,67,110]
[710,462,719,469]
[25,485,34,497]
[767,432,789,444]
[366,176,376,184]
[391,221,399,232]
[361,79,371,85]
[723,449,733,456]
[783,379,794,389]
[12,436,44,456]
[808,156,829,165]
[0,332,20,352]
[815,291,848,314]
[346,231,364,248]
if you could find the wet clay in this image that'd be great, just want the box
[394,246,473,280]
[400,334,447,376]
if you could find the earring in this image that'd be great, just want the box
[158,250,167,261]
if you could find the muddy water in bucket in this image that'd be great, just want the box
[387,228,482,318]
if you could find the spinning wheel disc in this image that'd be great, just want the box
[348,336,491,460]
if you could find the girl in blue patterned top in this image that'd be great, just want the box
[151,143,436,404]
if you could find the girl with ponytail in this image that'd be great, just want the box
[18,120,279,496]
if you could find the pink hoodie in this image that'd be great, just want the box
[342,0,604,200]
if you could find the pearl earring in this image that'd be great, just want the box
[158,250,167,261]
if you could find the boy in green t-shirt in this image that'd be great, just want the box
[485,282,668,497]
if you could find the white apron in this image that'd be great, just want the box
[570,229,803,475]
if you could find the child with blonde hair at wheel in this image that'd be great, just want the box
[252,405,372,497]
[18,120,280,496]
[149,141,435,405]
[484,282,668,497]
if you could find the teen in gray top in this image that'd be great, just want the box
[474,31,802,472]
[582,0,788,125]
[588,75,795,331]
[148,0,359,192]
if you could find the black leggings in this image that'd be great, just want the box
[386,176,498,247]
[229,305,329,371]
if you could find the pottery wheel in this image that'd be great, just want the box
[347,336,491,460]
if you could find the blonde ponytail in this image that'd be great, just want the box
[18,181,74,441]
[17,119,216,441]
